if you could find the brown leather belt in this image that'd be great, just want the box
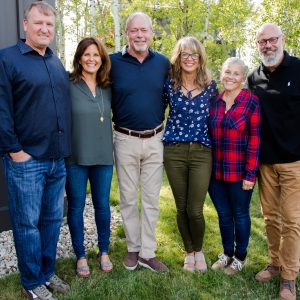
[114,124,163,139]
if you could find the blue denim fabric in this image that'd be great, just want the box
[66,164,113,258]
[3,156,66,290]
[208,178,253,261]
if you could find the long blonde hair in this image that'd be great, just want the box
[170,36,211,90]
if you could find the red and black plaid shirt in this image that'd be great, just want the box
[209,89,261,182]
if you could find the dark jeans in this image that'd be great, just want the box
[164,142,212,253]
[3,156,66,290]
[208,178,253,261]
[66,164,113,258]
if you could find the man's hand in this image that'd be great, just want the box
[9,150,31,162]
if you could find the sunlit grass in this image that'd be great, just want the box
[0,170,299,299]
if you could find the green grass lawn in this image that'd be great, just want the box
[0,171,299,300]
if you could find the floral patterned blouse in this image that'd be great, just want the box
[163,78,218,147]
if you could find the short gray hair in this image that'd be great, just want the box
[256,22,282,40]
[221,57,248,79]
[24,1,56,20]
[125,12,153,32]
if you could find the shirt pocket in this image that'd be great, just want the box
[226,113,248,131]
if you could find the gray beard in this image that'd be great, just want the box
[262,52,281,67]
[261,45,283,67]
[134,45,148,52]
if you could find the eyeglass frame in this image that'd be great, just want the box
[256,35,282,47]
[180,52,200,60]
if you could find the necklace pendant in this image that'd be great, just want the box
[187,91,192,99]
[100,116,104,122]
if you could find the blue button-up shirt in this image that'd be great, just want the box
[0,40,71,159]
[163,78,218,147]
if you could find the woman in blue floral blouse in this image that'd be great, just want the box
[163,36,218,272]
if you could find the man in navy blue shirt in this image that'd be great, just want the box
[0,2,71,299]
[110,12,169,272]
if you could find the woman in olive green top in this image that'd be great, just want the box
[66,37,113,277]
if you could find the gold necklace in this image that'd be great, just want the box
[76,83,104,123]
[97,88,104,123]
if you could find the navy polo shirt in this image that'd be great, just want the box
[110,46,170,131]
[0,39,71,159]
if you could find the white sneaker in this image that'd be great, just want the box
[23,285,58,300]
[211,253,232,271]
[224,256,246,275]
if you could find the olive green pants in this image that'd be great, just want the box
[164,142,212,253]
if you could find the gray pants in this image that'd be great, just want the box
[164,142,212,253]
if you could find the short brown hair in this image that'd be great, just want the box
[24,1,56,20]
[70,37,111,87]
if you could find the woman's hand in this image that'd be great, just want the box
[242,180,255,191]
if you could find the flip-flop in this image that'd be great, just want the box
[76,260,90,277]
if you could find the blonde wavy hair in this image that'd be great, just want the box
[170,36,211,90]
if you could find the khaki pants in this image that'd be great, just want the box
[113,130,164,259]
[259,161,300,280]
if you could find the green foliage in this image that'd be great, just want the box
[56,0,300,76]
[260,0,300,56]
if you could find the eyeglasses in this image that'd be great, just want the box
[256,35,281,46]
[181,52,199,60]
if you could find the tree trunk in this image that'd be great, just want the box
[89,0,97,36]
[112,0,121,52]
[56,0,66,65]
[204,0,210,41]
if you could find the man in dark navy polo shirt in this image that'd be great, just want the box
[248,23,300,300]
[0,2,71,299]
[110,12,169,272]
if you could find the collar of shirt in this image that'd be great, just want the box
[216,89,245,106]
[17,39,53,57]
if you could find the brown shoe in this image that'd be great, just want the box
[123,251,139,270]
[138,256,169,272]
[280,278,296,300]
[255,264,280,282]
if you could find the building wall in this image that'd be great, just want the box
[0,0,56,232]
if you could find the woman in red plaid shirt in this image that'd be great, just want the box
[209,57,261,275]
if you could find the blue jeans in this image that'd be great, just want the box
[66,164,113,258]
[3,156,66,290]
[208,178,253,261]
